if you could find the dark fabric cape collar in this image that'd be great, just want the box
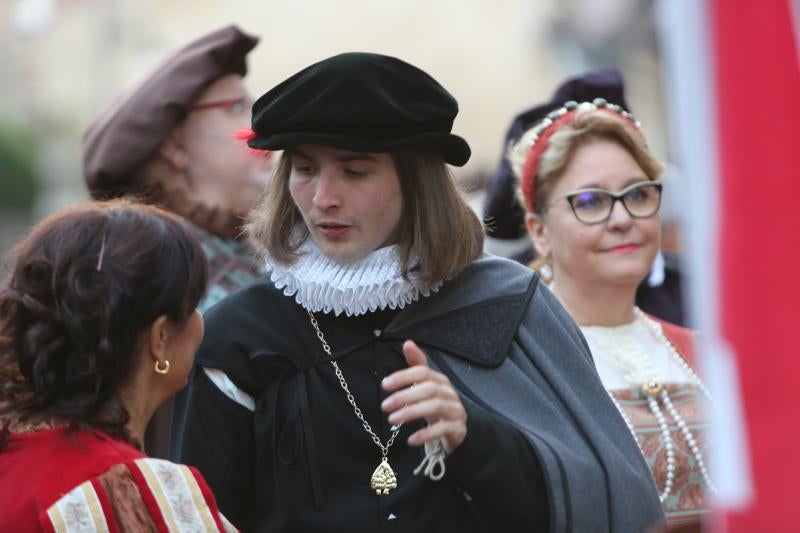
[383,254,536,367]
[199,253,535,389]
[287,254,536,368]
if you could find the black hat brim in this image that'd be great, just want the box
[248,131,471,167]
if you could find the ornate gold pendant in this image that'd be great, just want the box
[370,458,397,495]
[641,379,664,398]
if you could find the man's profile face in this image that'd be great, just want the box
[288,144,403,263]
[181,74,271,215]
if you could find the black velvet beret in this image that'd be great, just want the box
[484,69,629,239]
[248,52,471,166]
[83,25,258,199]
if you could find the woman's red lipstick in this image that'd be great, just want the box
[608,243,639,253]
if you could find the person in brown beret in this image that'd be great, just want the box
[82,25,269,459]
[173,52,665,532]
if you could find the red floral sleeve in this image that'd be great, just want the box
[40,459,237,532]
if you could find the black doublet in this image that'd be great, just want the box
[173,255,664,532]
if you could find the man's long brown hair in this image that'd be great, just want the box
[246,149,484,288]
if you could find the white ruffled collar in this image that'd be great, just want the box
[265,239,442,316]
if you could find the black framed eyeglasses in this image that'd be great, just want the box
[560,181,663,225]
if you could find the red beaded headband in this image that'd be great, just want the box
[520,98,643,212]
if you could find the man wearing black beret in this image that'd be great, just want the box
[82,25,270,459]
[174,52,664,532]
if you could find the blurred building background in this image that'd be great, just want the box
[0,0,668,263]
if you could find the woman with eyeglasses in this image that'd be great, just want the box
[509,99,711,530]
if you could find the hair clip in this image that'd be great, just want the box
[96,234,107,272]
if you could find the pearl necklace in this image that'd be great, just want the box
[603,308,717,503]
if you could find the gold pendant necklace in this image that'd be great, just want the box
[371,458,398,495]
[307,311,401,495]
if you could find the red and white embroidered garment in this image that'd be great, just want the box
[581,316,710,528]
[42,458,236,532]
[0,426,235,532]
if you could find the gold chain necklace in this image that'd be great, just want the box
[307,310,401,495]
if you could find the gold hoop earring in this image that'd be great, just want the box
[154,360,170,375]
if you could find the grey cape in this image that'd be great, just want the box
[404,255,664,531]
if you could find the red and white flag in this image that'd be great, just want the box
[659,0,800,530]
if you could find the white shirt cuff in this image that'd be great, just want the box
[202,367,255,411]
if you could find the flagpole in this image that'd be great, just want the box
[655,0,753,516]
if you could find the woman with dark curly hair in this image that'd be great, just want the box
[0,201,235,531]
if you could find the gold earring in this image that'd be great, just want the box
[154,360,170,375]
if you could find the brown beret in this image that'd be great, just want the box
[82,25,258,199]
